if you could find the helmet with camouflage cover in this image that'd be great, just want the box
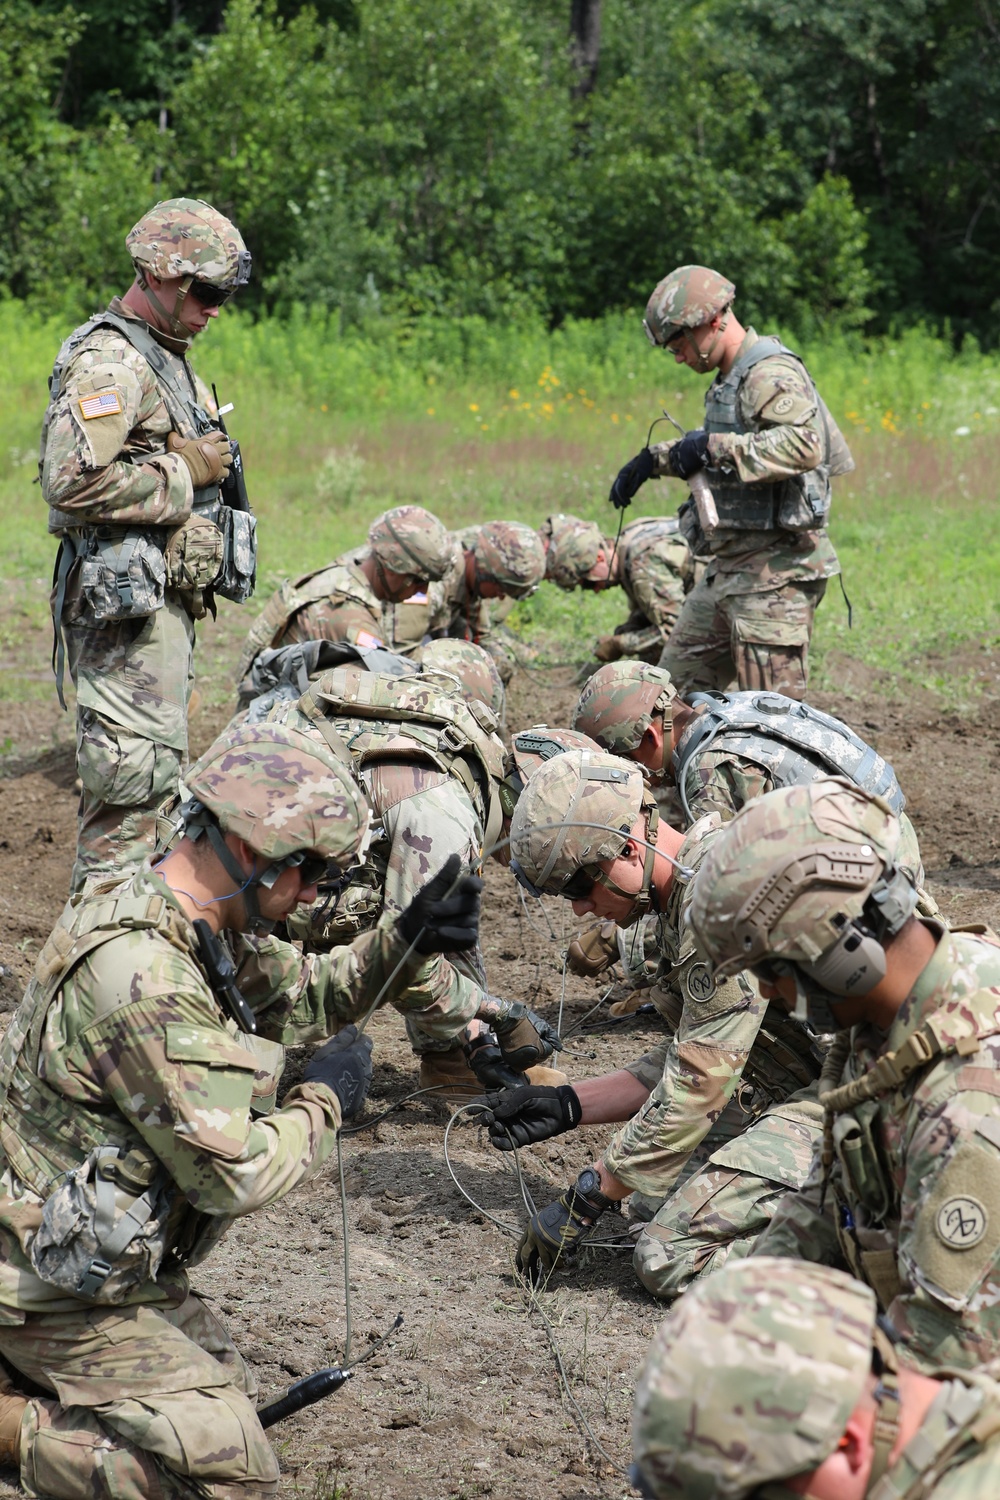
[643,265,735,349]
[127,198,251,293]
[539,513,607,590]
[632,1259,891,1500]
[417,638,505,717]
[573,662,677,757]
[687,778,919,1018]
[368,505,453,582]
[508,748,659,917]
[470,522,546,599]
[500,725,600,821]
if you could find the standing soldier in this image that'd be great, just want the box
[0,718,483,1495]
[40,198,255,893]
[632,1259,1000,1500]
[235,503,454,688]
[609,265,853,699]
[539,512,696,665]
[384,521,546,685]
[687,777,1000,1370]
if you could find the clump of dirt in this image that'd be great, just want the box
[0,650,998,1499]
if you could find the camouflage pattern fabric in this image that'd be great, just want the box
[539,513,604,588]
[366,504,453,582]
[658,572,827,699]
[572,661,677,756]
[470,521,546,599]
[612,517,695,659]
[415,638,506,717]
[126,197,250,290]
[643,264,736,345]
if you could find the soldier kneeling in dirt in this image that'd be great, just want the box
[0,720,483,1498]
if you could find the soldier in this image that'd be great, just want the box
[485,749,824,1296]
[39,197,255,893]
[539,512,695,664]
[609,264,854,699]
[235,503,454,688]
[0,719,482,1497]
[632,1258,1000,1500]
[687,776,1000,1371]
[384,521,546,685]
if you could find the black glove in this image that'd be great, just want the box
[609,447,655,508]
[398,853,484,955]
[481,1083,582,1150]
[666,428,710,479]
[464,1032,524,1091]
[491,1001,563,1072]
[301,1024,373,1120]
[515,1171,614,1282]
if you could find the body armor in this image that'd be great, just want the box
[673,690,905,817]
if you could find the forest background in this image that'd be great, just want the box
[2,0,1000,721]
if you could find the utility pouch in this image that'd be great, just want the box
[79,528,167,623]
[164,514,225,595]
[777,466,831,531]
[676,498,707,554]
[29,1144,172,1303]
[215,505,258,603]
[832,1101,892,1222]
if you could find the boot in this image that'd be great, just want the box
[0,1366,26,1468]
[418,1046,568,1104]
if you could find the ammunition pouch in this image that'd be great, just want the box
[192,494,257,605]
[832,1099,894,1222]
[78,526,168,624]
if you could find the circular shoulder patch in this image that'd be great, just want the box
[770,394,796,416]
[685,962,716,1003]
[936,1196,988,1249]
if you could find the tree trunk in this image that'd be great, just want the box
[569,0,601,99]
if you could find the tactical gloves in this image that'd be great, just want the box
[490,1000,563,1071]
[167,430,233,488]
[515,1172,614,1282]
[398,854,484,955]
[593,634,626,663]
[608,447,655,508]
[566,919,619,977]
[666,428,710,479]
[481,1082,582,1150]
[302,1024,373,1120]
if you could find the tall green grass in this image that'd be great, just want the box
[2,299,999,708]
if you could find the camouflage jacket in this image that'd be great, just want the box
[612,517,695,654]
[39,298,213,533]
[651,328,844,591]
[604,814,822,1194]
[236,550,384,686]
[756,927,1000,1371]
[875,1368,1000,1499]
[0,865,422,1316]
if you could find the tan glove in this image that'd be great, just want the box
[166,430,232,487]
[593,634,625,663]
[566,919,619,977]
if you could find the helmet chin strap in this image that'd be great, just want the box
[592,802,661,925]
[136,270,198,352]
[684,305,731,374]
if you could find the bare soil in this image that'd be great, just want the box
[1,617,999,1500]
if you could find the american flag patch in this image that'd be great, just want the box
[79,389,123,420]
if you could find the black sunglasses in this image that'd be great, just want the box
[189,280,234,308]
[561,867,596,901]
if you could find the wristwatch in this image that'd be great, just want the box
[571,1167,614,1219]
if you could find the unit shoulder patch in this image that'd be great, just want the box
[936,1195,988,1250]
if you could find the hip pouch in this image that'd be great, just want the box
[28,1144,172,1304]
[215,506,258,603]
[80,528,167,623]
[776,466,831,531]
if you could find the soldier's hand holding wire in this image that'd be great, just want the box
[302,1024,373,1120]
[481,1083,582,1150]
[491,1000,563,1071]
[608,447,655,508]
[516,1175,613,1282]
[665,428,710,479]
[398,854,483,954]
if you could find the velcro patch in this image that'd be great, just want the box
[79,389,123,420]
[936,1196,988,1250]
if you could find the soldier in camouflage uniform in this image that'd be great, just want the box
[609,265,854,700]
[0,719,482,1498]
[39,198,254,893]
[632,1257,1000,1500]
[688,777,1000,1371]
[539,512,696,664]
[384,521,545,685]
[483,749,824,1297]
[234,504,453,689]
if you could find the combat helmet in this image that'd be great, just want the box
[126,197,250,348]
[470,522,546,599]
[179,720,369,930]
[417,638,505,717]
[574,662,677,762]
[508,748,660,919]
[499,725,600,820]
[643,265,735,370]
[632,1258,899,1500]
[368,506,453,583]
[539,513,607,590]
[687,778,919,1026]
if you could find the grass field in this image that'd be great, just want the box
[2,301,999,710]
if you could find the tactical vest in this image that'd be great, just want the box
[240,637,413,715]
[673,690,905,820]
[0,887,254,1301]
[234,558,381,687]
[868,1372,1000,1500]
[701,334,853,534]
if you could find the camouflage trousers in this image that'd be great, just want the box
[0,1292,278,1500]
[632,1088,823,1301]
[658,572,827,700]
[66,596,195,893]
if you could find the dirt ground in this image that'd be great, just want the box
[1,612,1000,1500]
